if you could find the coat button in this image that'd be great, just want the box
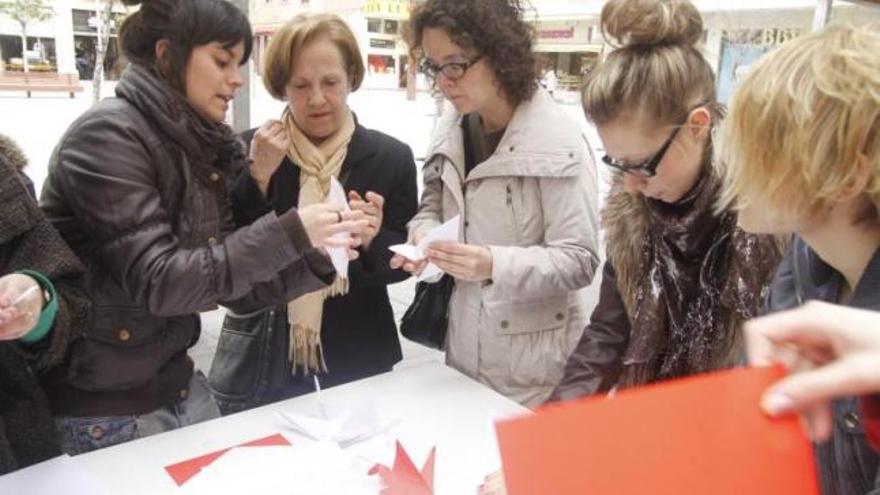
[208,236,218,246]
[464,221,470,228]
[500,320,509,329]
[209,172,220,182]
[179,388,189,400]
[89,425,104,440]
[556,313,564,321]
[568,152,574,158]
[844,411,860,429]
[118,329,131,342]
[509,146,515,152]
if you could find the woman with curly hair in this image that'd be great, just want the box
[393,0,600,407]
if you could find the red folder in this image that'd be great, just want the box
[164,433,291,486]
[496,366,819,495]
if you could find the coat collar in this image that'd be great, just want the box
[339,113,377,180]
[425,89,589,181]
[793,238,880,310]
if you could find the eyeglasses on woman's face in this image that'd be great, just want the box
[602,126,681,178]
[601,102,709,178]
[419,55,482,82]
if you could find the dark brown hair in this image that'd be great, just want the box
[119,0,253,91]
[404,0,538,107]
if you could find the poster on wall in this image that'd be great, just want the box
[716,28,803,104]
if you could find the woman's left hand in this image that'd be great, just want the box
[0,274,43,341]
[425,242,493,282]
[348,190,384,250]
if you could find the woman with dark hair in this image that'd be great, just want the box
[40,0,365,454]
[394,0,600,408]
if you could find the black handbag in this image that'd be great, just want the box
[208,306,292,415]
[399,274,454,350]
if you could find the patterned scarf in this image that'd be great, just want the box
[282,107,355,375]
[609,166,784,387]
[115,64,246,176]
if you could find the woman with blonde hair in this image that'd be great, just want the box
[718,22,880,495]
[548,0,783,402]
[210,13,418,410]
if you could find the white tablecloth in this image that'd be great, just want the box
[71,360,528,494]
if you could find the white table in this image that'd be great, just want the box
[72,360,528,495]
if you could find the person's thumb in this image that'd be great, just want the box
[761,357,874,416]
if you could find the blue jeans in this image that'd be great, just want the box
[55,371,221,455]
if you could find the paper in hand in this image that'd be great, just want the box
[327,177,351,277]
[389,215,461,281]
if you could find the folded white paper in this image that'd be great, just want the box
[389,215,461,281]
[277,401,389,448]
[326,177,351,277]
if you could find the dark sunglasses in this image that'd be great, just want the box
[601,102,709,178]
[419,55,482,81]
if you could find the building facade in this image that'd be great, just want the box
[0,0,130,79]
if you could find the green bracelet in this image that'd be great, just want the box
[15,270,58,344]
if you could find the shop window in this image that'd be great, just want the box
[74,35,124,80]
[367,54,395,74]
[383,19,399,34]
[0,35,57,72]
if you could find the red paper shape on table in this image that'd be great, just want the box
[164,433,291,486]
[496,366,820,495]
[368,441,435,495]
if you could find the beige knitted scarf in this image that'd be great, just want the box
[283,107,355,375]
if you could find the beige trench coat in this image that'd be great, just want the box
[409,89,600,407]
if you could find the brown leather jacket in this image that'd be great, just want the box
[40,66,335,416]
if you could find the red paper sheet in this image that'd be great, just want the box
[496,366,819,495]
[369,441,435,495]
[164,433,291,486]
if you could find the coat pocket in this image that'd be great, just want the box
[483,295,571,390]
[484,296,569,336]
[68,306,175,391]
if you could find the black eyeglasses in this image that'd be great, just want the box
[601,102,709,178]
[602,127,681,178]
[419,55,482,81]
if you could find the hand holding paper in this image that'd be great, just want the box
[298,177,368,274]
[389,216,461,281]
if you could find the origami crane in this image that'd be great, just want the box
[369,441,436,495]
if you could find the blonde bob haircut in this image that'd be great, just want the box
[718,24,880,225]
[262,13,366,99]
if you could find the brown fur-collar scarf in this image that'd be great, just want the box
[602,167,785,388]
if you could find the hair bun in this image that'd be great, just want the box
[601,0,703,48]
